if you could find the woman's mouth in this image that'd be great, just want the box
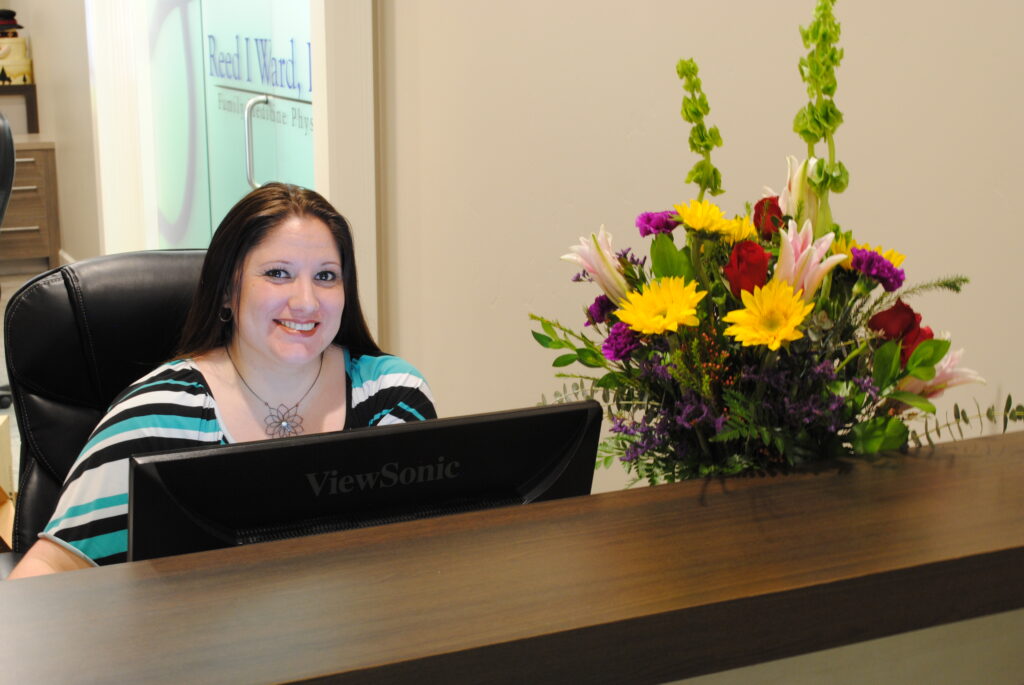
[276,320,319,336]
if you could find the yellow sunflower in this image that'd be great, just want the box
[614,277,707,335]
[720,214,758,243]
[673,199,729,234]
[832,235,906,271]
[722,280,813,350]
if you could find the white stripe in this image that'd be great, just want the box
[51,502,129,533]
[48,459,130,524]
[351,373,434,408]
[114,388,211,414]
[377,414,408,426]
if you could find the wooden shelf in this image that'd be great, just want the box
[0,84,38,133]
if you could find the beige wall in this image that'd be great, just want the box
[376,0,1024,444]
[9,0,101,262]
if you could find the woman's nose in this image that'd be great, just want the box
[288,278,319,313]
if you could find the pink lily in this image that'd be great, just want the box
[772,220,846,301]
[899,348,985,399]
[562,226,630,304]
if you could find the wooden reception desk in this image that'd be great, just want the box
[3,432,1024,683]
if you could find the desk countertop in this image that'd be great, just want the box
[3,432,1024,684]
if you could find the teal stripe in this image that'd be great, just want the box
[122,378,206,400]
[349,353,426,388]
[70,530,127,560]
[45,493,128,533]
[398,401,425,421]
[82,414,220,456]
[368,402,424,425]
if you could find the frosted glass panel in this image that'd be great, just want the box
[149,0,313,248]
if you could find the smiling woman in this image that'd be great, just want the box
[8,183,436,578]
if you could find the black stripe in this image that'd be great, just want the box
[92,551,127,566]
[91,401,216,436]
[105,366,210,407]
[55,513,127,544]
[350,386,436,426]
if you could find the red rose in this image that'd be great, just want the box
[868,299,918,339]
[753,196,784,237]
[723,240,770,298]
[868,299,933,365]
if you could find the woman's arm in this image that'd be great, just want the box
[8,538,93,579]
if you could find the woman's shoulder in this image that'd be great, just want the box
[344,349,428,385]
[109,358,212,407]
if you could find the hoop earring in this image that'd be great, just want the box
[218,307,233,323]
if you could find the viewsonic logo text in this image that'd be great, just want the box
[306,457,460,496]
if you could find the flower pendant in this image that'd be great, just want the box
[265,403,304,438]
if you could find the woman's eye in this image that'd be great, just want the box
[315,270,340,282]
[264,269,290,279]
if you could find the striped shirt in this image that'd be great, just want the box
[41,348,436,566]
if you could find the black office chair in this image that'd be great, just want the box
[0,249,205,576]
[0,112,16,410]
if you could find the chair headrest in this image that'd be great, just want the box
[5,250,207,411]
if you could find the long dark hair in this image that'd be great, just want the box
[176,182,382,358]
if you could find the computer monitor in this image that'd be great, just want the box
[128,400,601,561]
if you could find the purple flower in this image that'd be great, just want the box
[636,210,680,238]
[585,294,616,327]
[602,322,640,361]
[616,247,647,270]
[570,270,593,283]
[851,248,905,292]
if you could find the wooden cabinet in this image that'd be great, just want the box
[1,136,60,269]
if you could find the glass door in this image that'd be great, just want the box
[201,0,314,227]
[149,0,314,248]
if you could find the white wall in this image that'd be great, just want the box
[375,0,1023,446]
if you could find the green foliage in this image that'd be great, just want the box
[677,57,725,199]
[851,416,908,454]
[911,394,1024,447]
[872,340,901,390]
[794,0,847,195]
[650,233,695,280]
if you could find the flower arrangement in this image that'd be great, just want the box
[531,0,1020,484]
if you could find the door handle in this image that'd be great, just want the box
[244,94,270,190]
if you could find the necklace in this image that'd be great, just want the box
[226,349,325,438]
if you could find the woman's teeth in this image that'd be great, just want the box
[279,321,316,331]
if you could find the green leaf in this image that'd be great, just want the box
[887,390,936,414]
[552,353,578,368]
[851,417,909,454]
[576,348,605,368]
[907,339,951,370]
[907,365,936,381]
[541,320,559,340]
[872,340,901,390]
[594,372,621,390]
[650,234,695,280]
[531,330,559,349]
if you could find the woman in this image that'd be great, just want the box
[10,183,435,578]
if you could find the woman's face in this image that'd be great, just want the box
[232,215,345,367]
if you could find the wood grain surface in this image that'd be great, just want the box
[3,432,1023,684]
